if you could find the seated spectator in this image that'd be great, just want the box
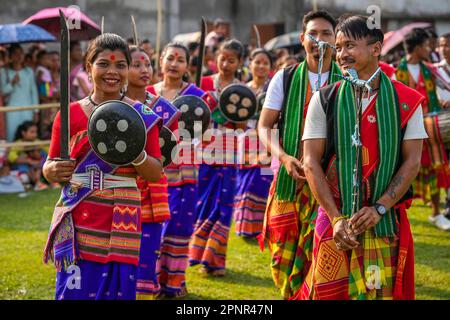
[7,121,48,191]
[0,143,26,194]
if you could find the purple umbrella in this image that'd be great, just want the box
[23,6,101,41]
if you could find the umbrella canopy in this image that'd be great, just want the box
[172,31,200,46]
[0,23,55,44]
[382,22,432,56]
[264,31,301,51]
[23,7,101,41]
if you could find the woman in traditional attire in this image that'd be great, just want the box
[233,48,273,238]
[127,45,184,299]
[189,39,245,276]
[43,33,163,300]
[148,43,212,297]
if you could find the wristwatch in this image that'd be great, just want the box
[374,203,387,216]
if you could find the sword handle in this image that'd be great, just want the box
[48,157,76,162]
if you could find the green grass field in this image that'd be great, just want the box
[0,189,449,300]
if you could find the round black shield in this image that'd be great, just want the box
[88,100,146,166]
[172,95,211,137]
[252,92,266,120]
[159,126,178,167]
[219,84,257,123]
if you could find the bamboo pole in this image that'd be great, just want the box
[312,0,318,11]
[0,103,60,113]
[0,140,51,149]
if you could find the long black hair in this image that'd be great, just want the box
[160,42,190,82]
[335,15,384,45]
[250,48,273,68]
[218,39,244,60]
[218,39,244,79]
[161,42,190,63]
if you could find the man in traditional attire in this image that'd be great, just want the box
[396,28,450,231]
[300,15,427,300]
[257,10,341,299]
[436,33,450,219]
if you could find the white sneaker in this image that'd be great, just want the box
[429,214,450,231]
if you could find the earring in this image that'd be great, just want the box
[121,80,128,95]
[88,74,92,83]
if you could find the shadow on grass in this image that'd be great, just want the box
[239,236,260,246]
[184,293,215,300]
[199,268,274,289]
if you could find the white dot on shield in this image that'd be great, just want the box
[117,119,128,132]
[98,142,107,154]
[180,104,189,113]
[96,119,107,132]
[115,140,127,153]
[195,107,204,116]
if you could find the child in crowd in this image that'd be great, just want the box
[35,50,55,103]
[7,121,48,191]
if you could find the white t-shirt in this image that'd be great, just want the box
[36,65,52,83]
[407,64,421,83]
[263,68,330,111]
[436,61,450,101]
[302,91,428,141]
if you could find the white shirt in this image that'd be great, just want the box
[407,64,421,84]
[436,60,450,101]
[263,68,330,111]
[205,31,221,47]
[302,91,428,141]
